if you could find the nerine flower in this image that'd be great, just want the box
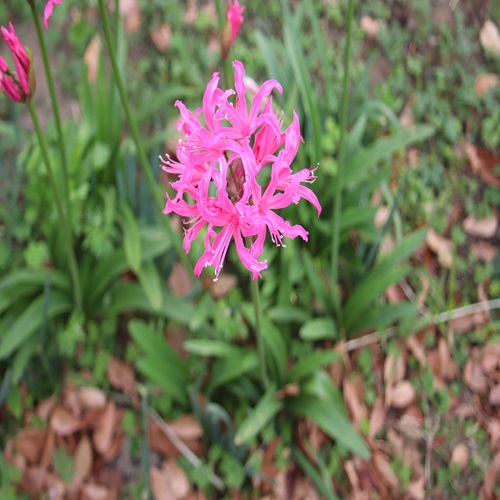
[44,0,63,29]
[221,0,245,60]
[0,23,34,102]
[162,61,321,281]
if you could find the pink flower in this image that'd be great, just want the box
[44,0,63,29]
[162,61,321,281]
[0,23,34,102]
[221,1,245,60]
[227,0,245,44]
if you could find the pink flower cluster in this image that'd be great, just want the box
[162,61,321,281]
[0,23,33,102]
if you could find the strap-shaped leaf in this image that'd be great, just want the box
[234,385,282,445]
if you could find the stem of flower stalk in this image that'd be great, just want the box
[251,278,268,387]
[96,0,191,277]
[29,1,71,221]
[330,0,355,321]
[28,102,82,313]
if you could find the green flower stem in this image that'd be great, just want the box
[29,1,70,221]
[251,278,268,386]
[330,0,355,321]
[97,0,191,276]
[28,102,82,312]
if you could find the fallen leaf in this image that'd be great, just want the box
[21,466,49,498]
[438,338,457,381]
[151,460,190,500]
[489,385,500,406]
[360,15,384,38]
[463,358,488,394]
[343,378,366,429]
[374,453,400,489]
[50,407,80,436]
[118,0,141,33]
[93,402,116,455]
[400,95,415,129]
[426,229,453,268]
[208,273,237,299]
[150,24,172,53]
[168,414,203,441]
[388,381,416,409]
[82,482,109,500]
[375,206,391,229]
[488,419,500,448]
[369,397,385,438]
[36,396,56,421]
[168,262,192,298]
[474,73,500,97]
[384,351,406,385]
[14,428,45,464]
[40,428,55,467]
[107,358,136,396]
[480,20,500,56]
[74,436,93,480]
[465,143,500,188]
[462,215,498,238]
[84,35,102,84]
[78,387,107,410]
[406,476,425,500]
[480,452,500,499]
[397,412,423,441]
[449,443,468,469]
[471,242,497,263]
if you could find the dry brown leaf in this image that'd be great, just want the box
[462,215,498,239]
[369,397,385,438]
[183,0,198,24]
[168,414,203,441]
[36,396,56,421]
[83,35,102,84]
[386,284,406,304]
[406,335,427,367]
[426,229,453,268]
[74,436,93,480]
[344,460,361,496]
[50,407,80,436]
[14,428,45,464]
[472,242,498,263]
[169,262,192,298]
[388,381,416,409]
[488,419,500,448]
[397,412,423,441]
[93,402,116,455]
[438,338,457,380]
[40,428,55,468]
[78,387,107,410]
[118,0,141,33]
[375,206,390,229]
[343,379,366,429]
[475,73,500,97]
[82,482,109,500]
[374,453,400,490]
[489,385,500,406]
[384,351,406,385]
[449,443,468,469]
[107,357,136,396]
[480,20,500,55]
[400,95,415,129]
[405,476,425,500]
[150,24,172,53]
[480,451,500,499]
[151,460,190,500]
[463,358,488,394]
[21,466,49,498]
[465,143,500,188]
[360,16,384,38]
[208,273,237,299]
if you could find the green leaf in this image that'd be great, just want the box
[288,351,343,382]
[12,336,38,384]
[343,266,409,331]
[234,385,282,445]
[120,203,141,273]
[207,351,259,394]
[0,291,72,360]
[183,339,239,358]
[340,207,377,233]
[299,317,337,341]
[263,318,288,382]
[287,393,369,458]
[267,306,311,324]
[138,261,163,312]
[344,125,435,186]
[102,283,194,324]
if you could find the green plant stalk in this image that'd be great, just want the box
[251,278,268,386]
[140,386,153,500]
[96,0,191,275]
[330,0,355,321]
[28,102,82,312]
[29,1,71,221]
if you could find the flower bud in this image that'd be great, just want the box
[221,0,244,60]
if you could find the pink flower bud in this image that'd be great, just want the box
[0,22,35,102]
[221,0,245,60]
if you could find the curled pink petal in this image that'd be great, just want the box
[44,0,63,29]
